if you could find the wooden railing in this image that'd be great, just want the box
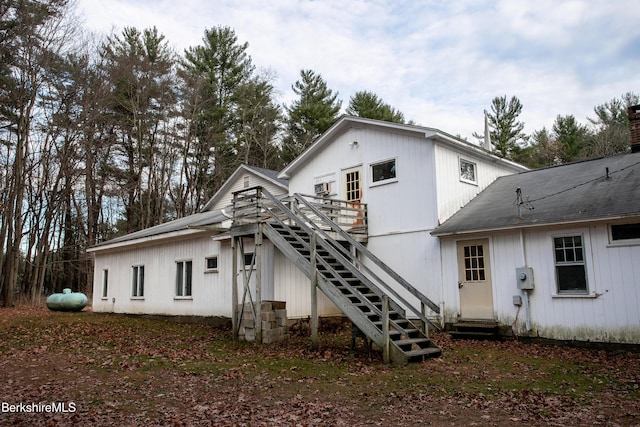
[232,186,440,333]
[232,186,368,237]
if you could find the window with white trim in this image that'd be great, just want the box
[132,265,144,298]
[371,158,397,184]
[176,260,193,297]
[205,256,219,272]
[610,222,640,244]
[102,269,109,299]
[459,158,477,184]
[553,235,588,294]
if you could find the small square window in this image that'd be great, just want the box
[243,253,254,267]
[371,159,397,183]
[460,159,477,184]
[206,256,218,271]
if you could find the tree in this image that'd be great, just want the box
[0,0,71,306]
[346,90,405,123]
[179,26,255,209]
[101,26,177,233]
[517,127,562,168]
[281,69,341,164]
[484,95,527,158]
[552,114,591,162]
[235,73,283,170]
[585,92,640,158]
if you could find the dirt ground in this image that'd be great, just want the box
[0,306,639,426]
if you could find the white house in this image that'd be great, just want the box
[89,116,526,317]
[88,111,640,350]
[276,116,527,318]
[433,151,640,343]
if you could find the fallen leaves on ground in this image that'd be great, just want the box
[0,306,638,426]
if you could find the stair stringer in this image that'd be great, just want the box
[263,222,439,365]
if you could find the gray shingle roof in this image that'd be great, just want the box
[433,152,640,236]
[90,209,229,248]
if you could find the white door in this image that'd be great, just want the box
[457,239,494,319]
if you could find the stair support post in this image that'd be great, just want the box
[232,236,238,340]
[382,294,390,364]
[310,233,319,349]
[255,224,263,344]
[421,302,429,338]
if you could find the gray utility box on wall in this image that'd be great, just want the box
[516,267,534,290]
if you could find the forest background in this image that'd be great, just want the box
[0,0,637,306]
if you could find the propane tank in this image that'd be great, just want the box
[46,288,88,312]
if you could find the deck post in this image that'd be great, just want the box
[255,223,263,344]
[421,302,428,338]
[231,236,238,340]
[310,233,318,349]
[382,295,390,364]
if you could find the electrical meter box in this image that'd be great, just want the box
[516,267,534,290]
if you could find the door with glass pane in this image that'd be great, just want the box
[343,166,363,227]
[457,239,494,319]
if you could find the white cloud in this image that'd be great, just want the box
[75,0,640,141]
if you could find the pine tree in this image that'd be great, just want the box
[346,90,405,123]
[281,69,341,164]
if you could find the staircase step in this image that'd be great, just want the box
[392,337,430,346]
[263,220,442,364]
[450,321,500,340]
[404,347,442,360]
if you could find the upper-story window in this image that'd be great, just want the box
[459,158,477,184]
[371,159,397,185]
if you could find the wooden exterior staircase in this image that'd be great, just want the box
[231,187,441,365]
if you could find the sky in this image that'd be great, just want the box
[74,0,640,142]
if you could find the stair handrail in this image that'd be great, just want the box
[293,193,440,316]
[234,186,440,331]
[291,199,441,333]
[256,193,420,336]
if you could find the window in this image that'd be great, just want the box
[205,256,218,272]
[176,260,193,297]
[102,269,109,299]
[459,158,477,184]
[610,222,640,243]
[371,159,397,184]
[463,244,486,281]
[243,253,254,268]
[345,169,361,202]
[553,236,588,294]
[132,265,144,298]
[243,175,250,188]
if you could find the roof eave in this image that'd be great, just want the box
[432,213,640,237]
[87,227,223,253]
